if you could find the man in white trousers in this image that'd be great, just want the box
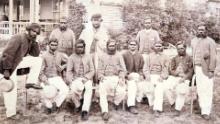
[39,38,69,114]
[66,39,95,121]
[142,42,169,117]
[122,39,144,114]
[165,41,193,116]
[98,40,127,121]
[0,23,42,118]
[191,24,216,120]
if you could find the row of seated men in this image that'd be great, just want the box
[37,37,193,121]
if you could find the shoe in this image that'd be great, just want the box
[102,112,109,121]
[173,110,181,117]
[153,110,160,118]
[171,103,175,108]
[141,97,149,105]
[52,102,58,112]
[45,108,52,115]
[25,83,42,89]
[81,111,89,121]
[170,103,175,112]
[202,114,210,120]
[114,104,120,111]
[128,106,138,114]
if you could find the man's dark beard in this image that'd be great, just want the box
[178,52,186,56]
[76,49,85,55]
[197,33,207,38]
[107,49,116,55]
[60,26,67,31]
[93,24,100,29]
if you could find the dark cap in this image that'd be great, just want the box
[26,23,41,34]
[91,13,102,20]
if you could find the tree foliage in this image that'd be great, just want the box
[121,0,220,45]
[67,0,86,39]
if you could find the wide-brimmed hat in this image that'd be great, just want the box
[0,78,14,92]
[43,85,58,99]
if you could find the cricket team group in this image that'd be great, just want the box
[0,13,217,121]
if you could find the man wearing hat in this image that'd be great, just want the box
[98,39,126,121]
[66,39,94,120]
[50,17,76,56]
[79,13,109,83]
[141,41,169,117]
[0,23,42,118]
[39,37,69,114]
[136,16,161,59]
[164,41,193,116]
[79,13,109,54]
[191,24,216,120]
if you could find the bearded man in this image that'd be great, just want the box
[191,24,216,120]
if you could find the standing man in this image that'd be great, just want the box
[98,40,127,121]
[122,39,144,114]
[0,23,42,118]
[79,13,109,83]
[165,41,193,116]
[66,39,94,121]
[136,16,161,58]
[39,38,69,114]
[50,17,76,56]
[79,13,109,55]
[191,24,216,120]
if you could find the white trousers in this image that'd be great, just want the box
[2,56,42,117]
[43,76,69,109]
[164,76,189,111]
[137,75,164,111]
[99,76,126,113]
[70,78,93,112]
[127,73,139,107]
[195,66,213,115]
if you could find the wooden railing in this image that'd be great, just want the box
[0,21,58,39]
[0,21,11,40]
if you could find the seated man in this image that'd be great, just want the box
[122,39,144,114]
[39,38,69,114]
[66,39,94,121]
[165,41,193,116]
[141,42,169,117]
[98,39,127,121]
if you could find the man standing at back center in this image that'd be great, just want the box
[50,17,76,56]
[136,16,161,59]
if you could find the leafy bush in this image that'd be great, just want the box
[67,0,86,39]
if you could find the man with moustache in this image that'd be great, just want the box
[165,41,193,116]
[79,13,109,83]
[142,42,169,117]
[191,24,216,120]
[50,17,76,56]
[0,23,42,118]
[98,39,127,121]
[66,39,94,121]
[39,38,69,114]
[122,39,144,114]
[136,16,161,58]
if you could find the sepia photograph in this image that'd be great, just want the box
[0,0,220,123]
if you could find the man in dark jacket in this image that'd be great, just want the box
[191,24,216,120]
[165,41,193,116]
[0,23,42,118]
[122,39,144,114]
